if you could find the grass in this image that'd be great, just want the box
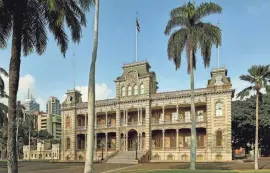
[120,169,270,173]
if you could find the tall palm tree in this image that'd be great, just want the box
[237,65,270,170]
[0,67,8,98]
[0,1,92,172]
[84,0,99,172]
[164,2,222,170]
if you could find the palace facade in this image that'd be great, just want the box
[61,61,234,162]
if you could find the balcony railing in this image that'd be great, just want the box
[151,117,206,125]
[95,123,116,129]
[76,126,86,130]
[152,146,206,151]
[119,121,145,126]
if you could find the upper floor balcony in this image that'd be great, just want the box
[151,104,207,129]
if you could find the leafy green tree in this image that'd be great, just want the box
[164,1,222,170]
[84,0,98,172]
[0,1,91,172]
[237,65,270,170]
[232,94,270,156]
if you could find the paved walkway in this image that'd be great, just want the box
[0,160,270,173]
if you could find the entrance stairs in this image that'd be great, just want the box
[106,151,142,164]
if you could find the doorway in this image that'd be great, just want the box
[128,129,138,151]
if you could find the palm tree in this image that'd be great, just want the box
[164,2,222,170]
[84,0,99,172]
[0,1,92,172]
[237,65,270,170]
[0,67,8,98]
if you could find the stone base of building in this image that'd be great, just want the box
[151,151,232,162]
[62,150,117,162]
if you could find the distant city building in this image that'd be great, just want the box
[36,112,62,140]
[46,96,61,115]
[23,90,40,114]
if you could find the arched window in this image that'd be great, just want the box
[216,102,223,116]
[216,131,222,147]
[66,116,70,129]
[66,137,71,149]
[140,84,145,94]
[121,86,126,96]
[128,86,132,96]
[134,85,138,95]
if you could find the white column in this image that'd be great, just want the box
[105,133,108,150]
[85,134,87,149]
[123,134,126,151]
[95,113,97,128]
[176,105,179,120]
[124,110,126,124]
[105,112,108,127]
[137,133,140,151]
[137,108,140,124]
[94,134,97,149]
[85,114,87,129]
[162,107,165,123]
[125,134,128,151]
[140,108,143,124]
[176,129,179,150]
[162,130,165,151]
[140,133,143,151]
[126,110,128,124]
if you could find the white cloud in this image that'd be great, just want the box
[0,74,47,111]
[62,83,114,103]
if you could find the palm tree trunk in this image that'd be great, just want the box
[84,0,99,173]
[7,20,22,173]
[255,93,259,170]
[189,49,196,170]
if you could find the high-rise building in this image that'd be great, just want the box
[46,96,61,115]
[23,90,40,114]
[36,112,62,140]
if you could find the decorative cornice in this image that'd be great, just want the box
[61,88,233,111]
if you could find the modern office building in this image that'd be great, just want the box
[23,92,40,114]
[37,113,62,139]
[46,96,61,115]
[61,61,233,163]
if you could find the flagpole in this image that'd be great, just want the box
[136,12,138,62]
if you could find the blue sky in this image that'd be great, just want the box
[1,0,270,111]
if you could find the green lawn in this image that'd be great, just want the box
[121,170,270,173]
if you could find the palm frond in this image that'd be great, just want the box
[193,2,222,22]
[164,17,190,35]
[167,29,188,70]
[63,1,83,43]
[46,10,68,56]
[0,67,8,77]
[200,39,211,68]
[77,0,95,11]
[236,86,253,99]
[0,6,12,48]
[170,4,189,18]
[239,75,255,83]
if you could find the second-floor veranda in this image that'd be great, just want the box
[75,102,207,130]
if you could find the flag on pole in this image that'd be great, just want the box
[136,18,140,33]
